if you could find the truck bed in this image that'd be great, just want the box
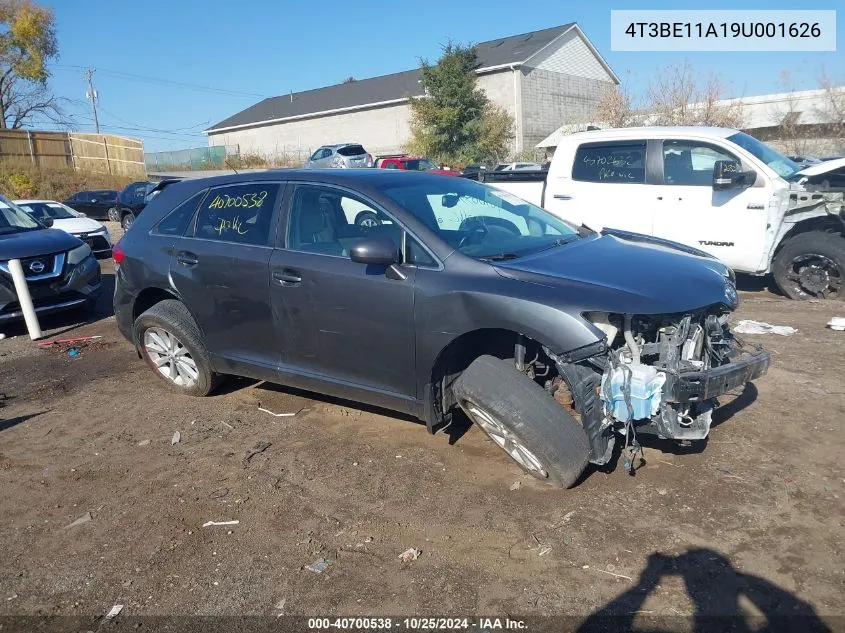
[462,169,548,207]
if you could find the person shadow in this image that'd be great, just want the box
[577,549,832,633]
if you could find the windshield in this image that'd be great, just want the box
[380,178,581,259]
[18,201,79,220]
[0,196,42,234]
[402,159,436,171]
[727,131,801,179]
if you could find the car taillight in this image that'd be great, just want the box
[112,240,125,265]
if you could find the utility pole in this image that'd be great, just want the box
[85,68,100,134]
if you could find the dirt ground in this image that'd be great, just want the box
[0,224,843,630]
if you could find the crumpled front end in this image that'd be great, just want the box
[546,307,770,467]
[595,311,770,443]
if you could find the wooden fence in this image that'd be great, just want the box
[0,129,146,178]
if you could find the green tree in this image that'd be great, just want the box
[408,43,512,165]
[0,0,59,129]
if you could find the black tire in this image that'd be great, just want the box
[355,211,380,229]
[452,355,590,488]
[134,299,219,396]
[772,231,845,300]
[121,211,136,231]
[107,207,119,222]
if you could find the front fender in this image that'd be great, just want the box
[414,285,603,404]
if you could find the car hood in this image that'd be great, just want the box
[494,233,736,315]
[0,228,82,260]
[51,217,105,234]
[797,157,845,178]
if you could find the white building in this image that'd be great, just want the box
[204,23,618,159]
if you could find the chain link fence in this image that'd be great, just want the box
[144,145,317,172]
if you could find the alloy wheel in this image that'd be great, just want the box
[464,401,548,478]
[143,327,199,388]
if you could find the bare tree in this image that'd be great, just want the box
[0,74,63,128]
[646,61,743,128]
[815,67,845,151]
[771,69,810,155]
[595,83,637,128]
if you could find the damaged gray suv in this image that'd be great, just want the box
[113,170,769,487]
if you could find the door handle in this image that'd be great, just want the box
[176,251,198,267]
[747,203,765,210]
[553,194,573,200]
[273,269,302,285]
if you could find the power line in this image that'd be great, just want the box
[97,105,209,134]
[52,64,267,98]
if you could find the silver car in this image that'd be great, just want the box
[305,143,373,169]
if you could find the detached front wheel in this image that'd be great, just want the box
[452,355,590,488]
[772,231,845,300]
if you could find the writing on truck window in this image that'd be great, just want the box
[572,143,647,184]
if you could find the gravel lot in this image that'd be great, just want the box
[0,223,843,629]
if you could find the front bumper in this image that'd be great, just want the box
[0,254,102,324]
[666,347,771,403]
[72,231,112,256]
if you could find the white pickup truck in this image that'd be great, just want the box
[479,127,845,299]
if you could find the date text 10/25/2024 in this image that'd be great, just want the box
[306,617,528,630]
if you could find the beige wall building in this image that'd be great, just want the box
[205,24,618,160]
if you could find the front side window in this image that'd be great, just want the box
[310,148,326,161]
[287,185,400,256]
[663,140,739,186]
[380,178,581,260]
[727,131,800,179]
[572,142,646,184]
[193,183,279,245]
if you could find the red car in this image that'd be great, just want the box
[376,156,460,176]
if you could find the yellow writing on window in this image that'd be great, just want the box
[208,190,268,210]
[214,215,249,236]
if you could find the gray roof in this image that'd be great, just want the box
[207,23,575,133]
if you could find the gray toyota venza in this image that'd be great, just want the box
[114,170,769,487]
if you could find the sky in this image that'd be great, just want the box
[40,0,844,152]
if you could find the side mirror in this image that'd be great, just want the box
[78,212,87,217]
[442,193,459,208]
[349,235,399,265]
[42,217,54,228]
[713,160,755,191]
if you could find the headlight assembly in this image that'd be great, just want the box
[584,311,619,343]
[67,243,92,265]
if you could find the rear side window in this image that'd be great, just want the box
[337,145,366,157]
[153,190,207,236]
[572,142,647,184]
[193,183,280,246]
